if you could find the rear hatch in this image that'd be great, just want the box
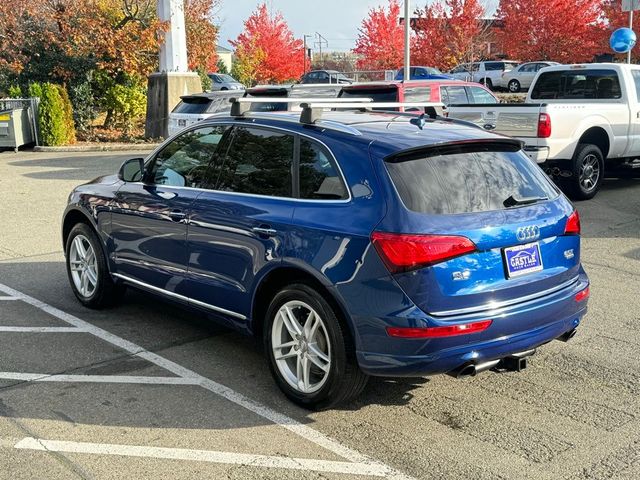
[169,96,215,132]
[372,140,580,318]
[244,87,290,111]
[447,104,543,138]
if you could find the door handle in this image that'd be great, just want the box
[167,210,187,222]
[252,226,278,237]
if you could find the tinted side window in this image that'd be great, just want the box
[149,126,229,188]
[443,86,469,104]
[531,69,622,100]
[404,86,431,103]
[469,87,497,104]
[172,98,211,114]
[216,127,294,197]
[299,139,348,200]
[484,62,504,71]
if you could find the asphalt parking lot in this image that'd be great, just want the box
[0,149,639,480]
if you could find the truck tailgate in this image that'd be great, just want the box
[447,104,544,138]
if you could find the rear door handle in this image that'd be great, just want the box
[168,210,187,222]
[252,226,278,237]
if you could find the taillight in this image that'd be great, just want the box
[575,286,589,302]
[564,210,581,235]
[537,113,551,138]
[386,320,492,338]
[371,232,477,273]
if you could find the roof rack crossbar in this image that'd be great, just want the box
[298,102,447,124]
[229,96,373,117]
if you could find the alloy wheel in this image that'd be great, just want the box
[271,300,331,394]
[579,153,601,192]
[69,234,98,298]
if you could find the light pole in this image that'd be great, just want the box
[403,0,410,81]
[303,34,313,73]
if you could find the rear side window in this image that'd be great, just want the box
[216,127,294,197]
[299,139,348,200]
[403,86,431,103]
[441,86,469,104]
[385,145,558,215]
[484,62,504,71]
[531,69,622,100]
[172,98,211,114]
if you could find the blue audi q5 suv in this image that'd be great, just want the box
[62,108,589,409]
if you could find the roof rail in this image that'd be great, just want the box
[298,102,446,124]
[229,96,372,117]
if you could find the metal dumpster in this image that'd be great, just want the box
[0,108,35,152]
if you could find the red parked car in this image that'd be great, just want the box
[338,80,498,110]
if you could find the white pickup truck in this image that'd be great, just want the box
[447,63,640,199]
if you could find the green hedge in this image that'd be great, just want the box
[30,82,76,146]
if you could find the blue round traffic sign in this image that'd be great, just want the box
[610,27,637,53]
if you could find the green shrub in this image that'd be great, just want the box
[104,79,146,137]
[34,82,76,146]
[7,85,22,98]
[216,59,229,75]
[196,67,212,91]
[70,77,97,137]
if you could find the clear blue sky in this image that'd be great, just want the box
[216,1,498,52]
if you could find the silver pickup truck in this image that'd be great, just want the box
[448,63,640,199]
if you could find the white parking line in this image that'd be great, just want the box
[0,282,414,480]
[0,372,199,385]
[15,437,390,477]
[0,296,19,300]
[0,327,84,333]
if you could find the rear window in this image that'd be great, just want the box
[340,87,398,110]
[172,98,211,114]
[531,69,622,100]
[385,145,558,214]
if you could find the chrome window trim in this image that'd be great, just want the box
[429,276,579,318]
[135,120,353,204]
[112,273,247,320]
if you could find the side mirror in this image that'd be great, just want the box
[118,157,145,182]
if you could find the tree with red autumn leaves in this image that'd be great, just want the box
[496,0,603,63]
[185,0,219,73]
[230,3,303,85]
[353,0,405,71]
[412,0,487,71]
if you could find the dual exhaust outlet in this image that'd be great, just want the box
[448,328,577,380]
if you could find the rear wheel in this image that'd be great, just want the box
[264,284,368,410]
[65,223,124,308]
[564,144,604,200]
[481,78,493,90]
[508,79,521,93]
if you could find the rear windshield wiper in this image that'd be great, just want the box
[503,195,548,208]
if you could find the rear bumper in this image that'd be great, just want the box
[355,273,589,377]
[523,145,550,164]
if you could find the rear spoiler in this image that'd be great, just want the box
[385,138,526,163]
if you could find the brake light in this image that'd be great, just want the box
[564,210,581,235]
[575,286,590,302]
[386,320,492,338]
[537,113,551,138]
[371,232,477,273]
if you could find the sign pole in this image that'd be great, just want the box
[630,10,634,64]
[403,0,410,81]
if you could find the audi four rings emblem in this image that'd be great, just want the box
[516,225,540,242]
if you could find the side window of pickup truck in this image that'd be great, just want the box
[531,70,621,100]
[631,70,640,102]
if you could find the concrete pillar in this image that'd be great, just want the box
[145,0,201,139]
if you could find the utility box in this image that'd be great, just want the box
[0,108,35,152]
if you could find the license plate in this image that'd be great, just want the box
[178,119,187,127]
[503,242,543,278]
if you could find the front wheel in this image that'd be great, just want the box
[508,79,521,93]
[65,223,124,308]
[264,284,368,410]
[480,78,493,90]
[564,144,604,200]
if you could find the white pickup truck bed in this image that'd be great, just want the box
[448,63,640,199]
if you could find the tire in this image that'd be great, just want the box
[481,78,493,90]
[508,79,521,93]
[220,87,228,91]
[264,283,368,410]
[65,223,124,309]
[564,144,605,200]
